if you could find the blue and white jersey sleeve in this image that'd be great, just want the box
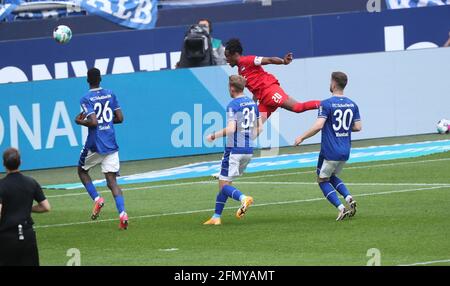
[318,101,330,119]
[80,97,95,117]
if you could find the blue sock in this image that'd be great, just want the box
[85,182,99,201]
[114,195,126,215]
[213,191,228,217]
[319,182,342,208]
[221,185,244,201]
[330,176,351,200]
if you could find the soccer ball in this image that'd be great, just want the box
[436,119,449,134]
[53,25,72,44]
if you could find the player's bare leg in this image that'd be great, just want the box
[219,179,231,192]
[78,166,105,220]
[105,172,122,197]
[281,96,320,113]
[105,172,128,229]
[77,166,92,187]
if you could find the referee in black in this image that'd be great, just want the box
[0,147,51,266]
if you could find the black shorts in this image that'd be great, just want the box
[0,228,39,266]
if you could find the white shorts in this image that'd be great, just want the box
[79,150,120,173]
[219,151,253,181]
[318,160,346,179]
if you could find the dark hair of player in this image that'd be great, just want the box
[332,71,348,90]
[87,68,101,86]
[198,18,212,33]
[229,75,246,93]
[225,38,243,55]
[3,147,21,171]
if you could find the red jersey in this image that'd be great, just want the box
[237,55,279,99]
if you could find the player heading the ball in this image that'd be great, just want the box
[225,38,321,125]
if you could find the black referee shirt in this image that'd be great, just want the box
[0,172,46,232]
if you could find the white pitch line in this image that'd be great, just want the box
[159,248,179,252]
[35,185,449,229]
[236,181,450,187]
[45,157,450,199]
[45,181,213,198]
[398,259,450,266]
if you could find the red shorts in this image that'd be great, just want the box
[257,85,289,114]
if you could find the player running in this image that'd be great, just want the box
[224,38,321,123]
[294,72,361,221]
[74,68,129,230]
[204,75,263,225]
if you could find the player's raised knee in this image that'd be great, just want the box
[317,176,330,183]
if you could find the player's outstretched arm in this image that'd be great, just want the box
[294,118,326,146]
[207,121,237,142]
[261,52,293,65]
[113,109,124,124]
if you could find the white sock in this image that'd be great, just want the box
[94,196,100,202]
[120,211,127,217]
[345,195,353,203]
[338,204,345,211]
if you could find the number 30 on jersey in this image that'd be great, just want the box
[332,109,353,131]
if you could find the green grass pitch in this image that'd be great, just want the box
[20,135,450,265]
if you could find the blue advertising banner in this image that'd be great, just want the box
[0,67,228,170]
[1,5,449,84]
